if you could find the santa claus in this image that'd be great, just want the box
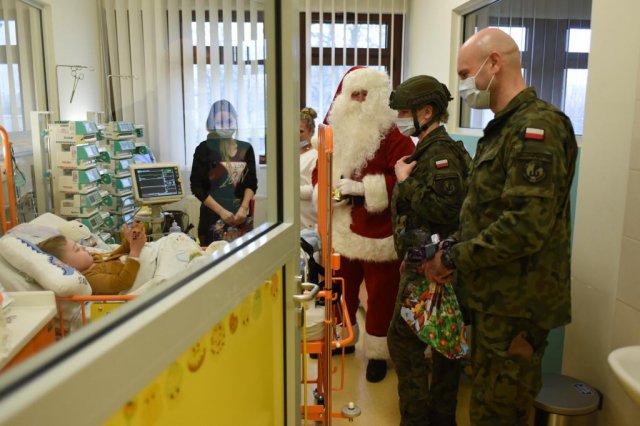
[314,67,415,382]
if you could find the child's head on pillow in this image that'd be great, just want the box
[38,235,94,273]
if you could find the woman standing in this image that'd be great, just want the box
[388,76,471,425]
[190,100,258,245]
[299,107,318,229]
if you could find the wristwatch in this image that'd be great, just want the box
[441,244,456,270]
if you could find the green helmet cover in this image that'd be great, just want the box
[389,75,453,113]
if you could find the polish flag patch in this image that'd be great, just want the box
[435,159,449,169]
[525,127,545,140]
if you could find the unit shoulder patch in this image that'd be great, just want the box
[433,172,461,196]
[515,152,552,184]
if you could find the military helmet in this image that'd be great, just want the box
[389,75,453,113]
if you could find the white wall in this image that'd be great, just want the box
[564,0,640,424]
[405,0,468,133]
[405,0,466,83]
[406,0,640,424]
[46,0,103,121]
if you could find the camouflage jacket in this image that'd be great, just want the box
[450,88,578,329]
[391,126,471,259]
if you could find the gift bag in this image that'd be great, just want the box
[212,217,254,242]
[400,278,469,359]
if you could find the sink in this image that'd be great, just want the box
[608,346,640,405]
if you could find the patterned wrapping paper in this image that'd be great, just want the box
[400,278,469,359]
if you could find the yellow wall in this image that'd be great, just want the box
[104,272,284,426]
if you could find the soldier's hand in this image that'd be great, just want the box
[399,260,406,274]
[395,156,417,182]
[423,251,454,284]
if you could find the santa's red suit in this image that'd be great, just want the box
[313,67,414,363]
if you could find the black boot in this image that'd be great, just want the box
[366,359,387,382]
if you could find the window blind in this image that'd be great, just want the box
[300,0,407,119]
[101,0,267,165]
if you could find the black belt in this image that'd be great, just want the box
[350,195,365,206]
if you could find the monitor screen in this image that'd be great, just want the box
[130,163,184,205]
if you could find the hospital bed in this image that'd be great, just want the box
[0,213,128,335]
[0,212,206,337]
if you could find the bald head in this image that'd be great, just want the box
[460,28,521,72]
[457,28,526,112]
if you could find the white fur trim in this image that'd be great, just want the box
[332,206,398,262]
[342,68,391,95]
[362,174,389,213]
[312,184,318,209]
[364,332,390,360]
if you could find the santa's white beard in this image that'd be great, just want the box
[329,90,396,180]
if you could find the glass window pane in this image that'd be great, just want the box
[491,26,527,51]
[0,20,17,45]
[0,64,24,132]
[310,23,387,48]
[191,63,266,158]
[310,65,386,120]
[568,28,591,53]
[460,0,592,130]
[564,69,588,134]
[192,21,265,61]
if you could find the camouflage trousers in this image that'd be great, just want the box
[469,310,549,426]
[388,269,461,426]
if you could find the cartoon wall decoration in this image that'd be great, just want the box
[104,271,284,425]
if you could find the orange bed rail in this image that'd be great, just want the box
[55,295,137,337]
[0,126,18,234]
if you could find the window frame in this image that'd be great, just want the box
[460,6,591,133]
[189,10,265,66]
[299,12,404,105]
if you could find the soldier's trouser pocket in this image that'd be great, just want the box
[472,352,542,425]
[470,313,548,425]
[488,354,540,406]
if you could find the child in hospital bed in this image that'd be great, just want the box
[37,222,147,295]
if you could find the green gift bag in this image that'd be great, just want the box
[400,278,469,359]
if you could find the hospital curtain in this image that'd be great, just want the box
[0,0,46,133]
[100,0,266,166]
[299,0,407,120]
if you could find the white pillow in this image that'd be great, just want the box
[0,236,92,297]
[7,222,60,244]
[0,254,42,292]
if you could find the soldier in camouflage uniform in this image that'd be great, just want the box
[424,29,578,425]
[387,75,471,426]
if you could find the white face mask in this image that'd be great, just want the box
[300,140,311,149]
[459,56,495,110]
[394,117,416,136]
